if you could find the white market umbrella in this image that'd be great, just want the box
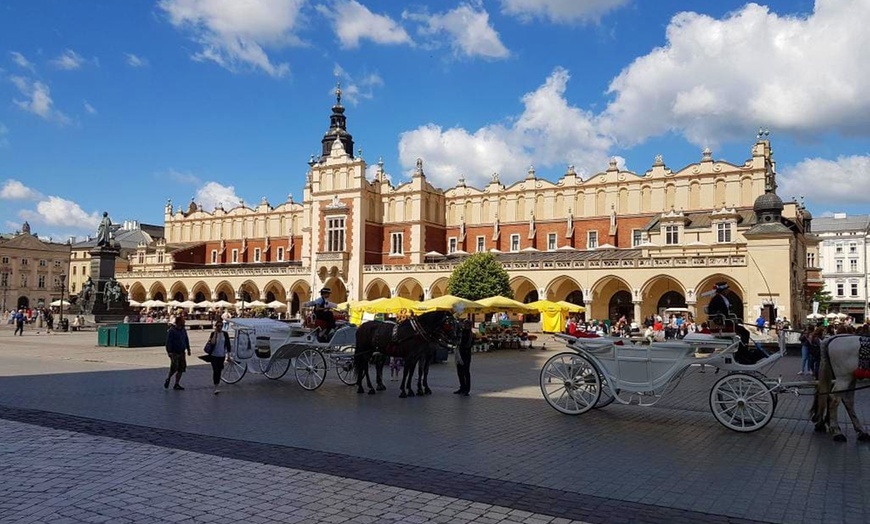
[195,300,212,308]
[178,300,198,308]
[423,250,445,260]
[50,299,71,308]
[167,300,182,308]
[266,300,287,309]
[149,300,167,308]
[245,300,267,308]
[211,300,233,309]
[128,299,143,307]
[806,313,824,320]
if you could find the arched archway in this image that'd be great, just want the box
[191,282,210,303]
[640,275,687,319]
[237,280,260,303]
[322,278,348,303]
[696,276,745,321]
[214,281,234,303]
[590,276,632,322]
[149,282,166,301]
[288,279,311,317]
[429,277,449,299]
[546,276,582,302]
[396,278,424,301]
[17,296,29,309]
[262,279,286,303]
[609,290,633,324]
[657,291,686,312]
[510,276,538,303]
[127,282,146,302]
[364,279,391,301]
[170,281,188,303]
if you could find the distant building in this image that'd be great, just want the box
[0,222,71,311]
[811,213,870,322]
[69,220,164,298]
[118,87,818,325]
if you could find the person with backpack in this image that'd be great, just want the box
[13,308,25,336]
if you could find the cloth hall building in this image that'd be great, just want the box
[118,90,819,325]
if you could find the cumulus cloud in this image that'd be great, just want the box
[125,53,149,68]
[600,1,870,147]
[500,0,630,24]
[405,2,509,59]
[162,168,202,185]
[10,51,35,72]
[398,67,612,188]
[159,0,305,78]
[51,49,86,70]
[332,63,384,105]
[19,196,101,230]
[778,155,870,206]
[194,181,242,211]
[10,76,70,124]
[1,179,42,200]
[318,0,411,49]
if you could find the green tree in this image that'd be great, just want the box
[447,252,512,301]
[810,288,833,313]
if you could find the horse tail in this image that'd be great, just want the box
[811,338,835,425]
[354,324,371,383]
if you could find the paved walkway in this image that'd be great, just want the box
[0,328,868,523]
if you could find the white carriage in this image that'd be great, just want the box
[540,330,798,432]
[221,318,357,390]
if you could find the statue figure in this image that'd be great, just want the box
[95,212,113,246]
[103,277,123,307]
[81,277,95,313]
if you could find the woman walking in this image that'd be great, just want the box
[206,321,232,395]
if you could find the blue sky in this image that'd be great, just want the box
[1,0,868,241]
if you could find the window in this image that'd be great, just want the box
[71,282,76,292]
[231,249,239,263]
[476,236,485,253]
[138,253,144,264]
[835,243,843,254]
[632,230,644,247]
[510,234,520,252]
[20,274,27,287]
[72,266,77,275]
[0,273,8,287]
[837,283,844,296]
[836,260,843,273]
[665,225,679,245]
[851,283,859,297]
[807,253,816,267]
[21,258,28,266]
[390,232,404,255]
[448,237,457,254]
[716,223,732,243]
[849,242,857,254]
[547,233,557,251]
[254,248,261,263]
[850,259,858,272]
[587,231,598,249]
[276,247,285,262]
[54,260,62,268]
[157,252,164,264]
[211,250,217,264]
[38,259,46,267]
[1,256,8,264]
[327,217,346,252]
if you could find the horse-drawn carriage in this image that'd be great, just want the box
[221,317,357,390]
[540,327,806,432]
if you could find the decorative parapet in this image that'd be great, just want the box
[363,255,746,273]
[117,265,310,279]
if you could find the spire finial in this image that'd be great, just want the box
[335,81,342,105]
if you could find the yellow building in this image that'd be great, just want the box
[0,222,71,312]
[119,90,818,325]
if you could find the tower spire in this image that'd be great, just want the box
[320,81,354,160]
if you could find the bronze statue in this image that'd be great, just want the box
[95,212,113,246]
[81,277,95,313]
[103,277,123,306]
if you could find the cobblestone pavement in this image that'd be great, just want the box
[0,328,868,523]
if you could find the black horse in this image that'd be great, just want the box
[354,311,459,397]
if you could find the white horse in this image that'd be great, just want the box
[811,334,870,442]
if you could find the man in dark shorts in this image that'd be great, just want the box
[164,316,191,390]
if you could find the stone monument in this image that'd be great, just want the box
[86,212,129,322]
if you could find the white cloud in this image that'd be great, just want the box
[332,64,384,105]
[51,49,85,70]
[10,76,70,124]
[1,179,42,200]
[779,155,870,206]
[318,0,411,49]
[194,181,242,211]
[163,168,202,185]
[125,53,150,68]
[600,1,870,147]
[159,0,305,78]
[398,67,612,188]
[406,3,509,59]
[10,51,35,72]
[83,101,97,115]
[19,196,101,230]
[500,0,630,24]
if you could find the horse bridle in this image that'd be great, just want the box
[409,313,460,349]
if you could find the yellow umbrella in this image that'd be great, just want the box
[526,299,567,333]
[557,300,585,313]
[526,299,567,313]
[476,296,534,313]
[363,296,420,314]
[413,295,484,314]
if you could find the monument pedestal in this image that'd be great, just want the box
[88,244,131,323]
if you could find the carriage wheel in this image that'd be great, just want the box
[260,356,291,380]
[334,357,356,386]
[221,358,247,384]
[540,352,601,415]
[594,375,616,408]
[710,373,776,432]
[294,349,327,391]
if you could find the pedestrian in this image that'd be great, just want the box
[203,320,231,395]
[13,308,25,336]
[755,314,766,334]
[454,319,474,396]
[164,316,191,390]
[798,328,813,375]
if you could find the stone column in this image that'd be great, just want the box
[633,301,642,323]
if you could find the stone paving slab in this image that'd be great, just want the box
[0,329,868,523]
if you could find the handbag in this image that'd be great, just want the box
[204,334,215,355]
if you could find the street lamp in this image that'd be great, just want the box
[58,273,67,331]
[1,269,9,313]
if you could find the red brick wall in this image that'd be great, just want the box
[381,224,412,265]
[424,224,446,254]
[365,223,383,265]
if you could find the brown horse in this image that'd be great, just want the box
[354,311,459,397]
[811,334,870,442]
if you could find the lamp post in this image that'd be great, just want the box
[1,270,9,313]
[58,273,67,331]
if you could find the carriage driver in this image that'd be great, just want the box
[704,282,766,365]
[313,287,336,342]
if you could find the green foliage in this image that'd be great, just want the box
[810,288,833,312]
[447,253,513,301]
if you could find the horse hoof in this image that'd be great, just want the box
[368,389,376,395]
[407,390,416,397]
[357,388,365,394]
[857,432,870,442]
[833,434,847,443]
[416,388,424,396]
[814,423,827,433]
[425,387,432,395]
[399,392,407,398]
[376,385,386,391]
